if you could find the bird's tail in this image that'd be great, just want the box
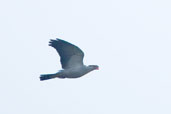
[40,72,65,81]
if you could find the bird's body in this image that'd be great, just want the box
[40,38,98,81]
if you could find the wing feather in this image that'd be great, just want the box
[49,38,84,69]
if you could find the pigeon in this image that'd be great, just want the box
[40,38,99,81]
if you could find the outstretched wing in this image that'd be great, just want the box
[49,38,84,69]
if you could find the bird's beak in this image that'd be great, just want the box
[96,67,99,70]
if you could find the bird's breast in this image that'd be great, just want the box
[64,67,88,78]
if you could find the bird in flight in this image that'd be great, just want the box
[40,38,99,81]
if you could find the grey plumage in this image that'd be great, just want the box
[40,38,99,81]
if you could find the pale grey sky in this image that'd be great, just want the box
[0,0,171,114]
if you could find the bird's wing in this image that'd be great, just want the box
[49,38,84,69]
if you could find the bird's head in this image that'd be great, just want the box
[88,65,99,70]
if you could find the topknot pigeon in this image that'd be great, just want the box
[40,38,99,81]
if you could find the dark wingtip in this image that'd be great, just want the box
[49,39,58,46]
[56,38,62,41]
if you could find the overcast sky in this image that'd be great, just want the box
[0,0,171,114]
